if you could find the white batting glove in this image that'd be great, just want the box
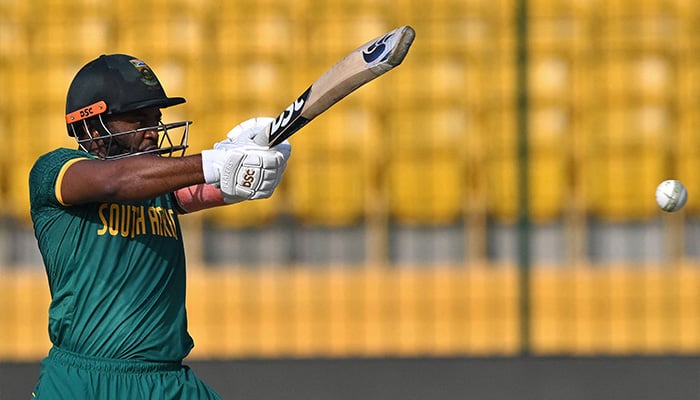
[202,117,291,204]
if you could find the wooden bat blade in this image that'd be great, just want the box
[256,25,416,147]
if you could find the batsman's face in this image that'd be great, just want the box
[102,107,163,155]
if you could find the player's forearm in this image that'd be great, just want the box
[114,155,207,201]
[60,154,206,205]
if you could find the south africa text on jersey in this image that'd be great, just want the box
[96,203,179,240]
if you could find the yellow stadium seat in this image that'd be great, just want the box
[2,62,33,114]
[37,113,75,156]
[0,0,31,17]
[678,57,700,110]
[606,152,663,220]
[212,0,298,17]
[582,106,667,221]
[529,107,571,147]
[599,15,680,53]
[529,0,601,17]
[309,16,390,54]
[32,18,113,57]
[8,115,36,223]
[529,55,572,102]
[483,109,518,221]
[389,106,470,151]
[0,63,10,116]
[118,16,206,58]
[116,0,212,16]
[0,120,7,216]
[387,108,467,224]
[633,56,673,101]
[288,156,366,226]
[485,63,517,107]
[487,106,572,222]
[8,161,32,223]
[9,111,76,223]
[528,107,571,221]
[31,62,77,110]
[0,271,52,359]
[603,56,673,103]
[287,107,379,226]
[675,0,700,16]
[413,15,496,54]
[112,0,212,47]
[202,192,283,228]
[0,17,29,61]
[672,104,700,215]
[389,150,463,224]
[215,15,296,59]
[531,266,700,354]
[8,114,34,165]
[486,157,518,221]
[391,57,467,106]
[602,0,673,17]
[404,0,514,18]
[305,0,394,16]
[214,60,296,105]
[529,152,567,221]
[529,18,591,55]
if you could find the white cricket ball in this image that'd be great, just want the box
[655,179,688,212]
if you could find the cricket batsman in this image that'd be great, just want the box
[29,54,291,399]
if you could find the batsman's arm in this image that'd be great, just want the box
[59,154,207,205]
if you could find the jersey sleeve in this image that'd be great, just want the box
[29,148,92,219]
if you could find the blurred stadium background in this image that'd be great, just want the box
[1,0,700,398]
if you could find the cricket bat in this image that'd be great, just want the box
[254,25,416,147]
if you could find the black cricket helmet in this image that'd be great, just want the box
[65,54,191,159]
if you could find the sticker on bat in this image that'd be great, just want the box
[362,32,397,64]
[268,87,312,143]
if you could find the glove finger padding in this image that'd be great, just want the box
[226,117,274,142]
[214,117,275,153]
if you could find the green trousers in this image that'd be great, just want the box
[32,347,222,400]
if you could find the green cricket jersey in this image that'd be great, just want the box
[29,148,194,362]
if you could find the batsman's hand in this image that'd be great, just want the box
[201,117,291,204]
